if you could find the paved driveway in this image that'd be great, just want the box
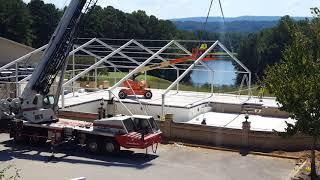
[0,134,295,180]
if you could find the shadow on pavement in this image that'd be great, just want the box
[0,139,158,169]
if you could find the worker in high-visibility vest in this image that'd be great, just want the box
[197,43,208,57]
[200,43,208,50]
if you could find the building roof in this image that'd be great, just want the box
[0,37,41,66]
[0,37,35,51]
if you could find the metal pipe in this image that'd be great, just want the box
[78,37,218,43]
[211,70,214,94]
[0,44,48,72]
[72,45,75,96]
[144,71,147,83]
[161,94,165,119]
[76,47,117,67]
[64,39,135,87]
[163,41,219,95]
[217,41,251,73]
[56,61,68,109]
[174,41,215,74]
[95,38,141,65]
[94,57,97,88]
[248,72,252,98]
[132,40,179,70]
[113,67,117,85]
[109,40,175,91]
[15,63,19,97]
[69,38,97,55]
[176,69,179,92]
[16,38,97,85]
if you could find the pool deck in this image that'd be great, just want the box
[188,112,295,132]
[59,89,293,133]
[59,88,279,108]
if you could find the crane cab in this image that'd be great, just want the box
[93,115,161,149]
[21,94,57,123]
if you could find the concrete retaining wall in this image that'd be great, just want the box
[158,119,313,151]
[211,102,242,114]
[58,110,312,151]
[211,102,290,118]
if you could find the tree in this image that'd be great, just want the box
[0,0,32,45]
[27,0,62,48]
[264,17,320,179]
[237,16,295,83]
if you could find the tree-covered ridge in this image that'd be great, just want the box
[0,0,240,51]
[0,0,315,86]
[236,16,315,83]
[174,20,278,33]
[0,0,182,48]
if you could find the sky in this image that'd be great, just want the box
[22,0,317,19]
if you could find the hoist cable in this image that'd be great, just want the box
[218,0,234,53]
[198,0,214,47]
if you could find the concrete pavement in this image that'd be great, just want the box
[0,133,295,180]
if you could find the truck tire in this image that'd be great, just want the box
[30,132,47,146]
[104,140,120,154]
[118,90,127,99]
[144,90,152,99]
[86,138,100,154]
[13,134,29,144]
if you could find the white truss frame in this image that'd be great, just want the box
[0,38,251,113]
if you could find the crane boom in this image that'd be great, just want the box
[17,0,87,123]
[23,0,86,97]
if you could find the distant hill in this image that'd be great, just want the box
[171,16,310,22]
[171,16,311,33]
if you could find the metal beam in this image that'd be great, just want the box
[216,41,252,97]
[64,39,135,87]
[17,38,98,83]
[0,44,48,72]
[76,46,117,67]
[217,41,251,73]
[69,38,97,55]
[163,40,219,95]
[109,40,175,91]
[132,40,178,70]
[174,41,215,74]
[95,38,141,65]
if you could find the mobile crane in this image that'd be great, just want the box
[0,0,161,154]
[118,45,217,99]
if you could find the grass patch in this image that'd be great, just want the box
[80,72,272,97]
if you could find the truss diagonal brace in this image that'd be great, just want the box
[163,40,219,95]
[18,38,97,83]
[133,41,178,70]
[108,40,175,91]
[173,41,215,73]
[95,38,141,66]
[76,46,117,67]
[0,44,48,72]
[63,39,135,87]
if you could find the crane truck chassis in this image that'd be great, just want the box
[7,115,161,154]
[0,0,162,155]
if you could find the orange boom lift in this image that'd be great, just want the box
[118,44,217,99]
